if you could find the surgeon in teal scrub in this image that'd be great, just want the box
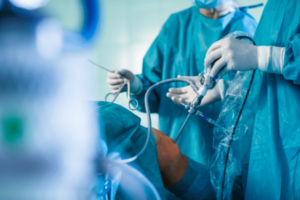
[106,0,257,169]
[200,0,300,199]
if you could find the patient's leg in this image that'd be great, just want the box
[152,128,216,200]
[99,101,215,199]
[151,128,188,188]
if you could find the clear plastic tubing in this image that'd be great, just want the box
[196,111,229,134]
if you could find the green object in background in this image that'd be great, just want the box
[2,117,23,143]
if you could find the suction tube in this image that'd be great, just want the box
[118,78,198,164]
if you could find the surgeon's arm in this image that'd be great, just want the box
[205,34,300,85]
[254,34,300,85]
[129,16,174,113]
[280,34,300,85]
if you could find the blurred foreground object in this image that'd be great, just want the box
[0,1,99,199]
[9,0,48,10]
[92,102,163,200]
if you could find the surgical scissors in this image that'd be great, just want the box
[89,60,139,111]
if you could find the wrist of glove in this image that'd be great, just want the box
[130,75,143,95]
[257,46,285,74]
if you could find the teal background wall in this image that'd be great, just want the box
[40,0,268,128]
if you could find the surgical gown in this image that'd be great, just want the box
[97,102,226,200]
[130,6,257,166]
[245,0,300,199]
[97,101,217,200]
[97,101,166,200]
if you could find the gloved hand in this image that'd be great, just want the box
[166,75,227,108]
[107,69,142,95]
[204,37,259,77]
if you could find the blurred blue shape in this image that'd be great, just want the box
[80,0,101,42]
[62,0,102,49]
[1,0,101,46]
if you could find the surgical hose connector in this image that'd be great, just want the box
[199,73,218,90]
[189,95,204,114]
[183,73,218,113]
[174,73,218,144]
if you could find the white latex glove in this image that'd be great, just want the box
[166,76,227,108]
[107,69,142,94]
[204,37,259,77]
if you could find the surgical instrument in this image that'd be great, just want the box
[89,59,114,73]
[173,71,218,143]
[119,77,199,164]
[89,60,139,111]
[179,101,229,134]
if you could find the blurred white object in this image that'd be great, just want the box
[9,0,48,10]
[92,158,161,200]
[0,18,97,200]
[36,19,63,59]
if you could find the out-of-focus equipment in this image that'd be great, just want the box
[91,156,161,200]
[96,158,161,200]
[0,0,100,199]
[93,102,163,200]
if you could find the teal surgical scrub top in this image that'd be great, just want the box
[130,6,257,167]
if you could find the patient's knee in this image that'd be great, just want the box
[152,128,188,188]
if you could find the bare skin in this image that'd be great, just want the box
[200,8,221,19]
[152,128,189,188]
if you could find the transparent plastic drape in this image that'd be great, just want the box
[209,31,262,200]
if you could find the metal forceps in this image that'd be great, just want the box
[89,60,139,111]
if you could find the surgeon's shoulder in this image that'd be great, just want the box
[230,9,258,37]
[162,6,198,30]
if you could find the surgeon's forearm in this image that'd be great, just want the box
[257,46,285,74]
